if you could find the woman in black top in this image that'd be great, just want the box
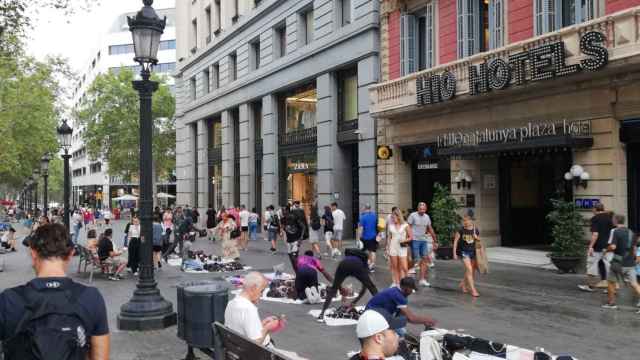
[453,209,480,297]
[206,207,217,241]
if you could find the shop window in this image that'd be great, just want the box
[253,101,263,142]
[338,68,358,126]
[284,86,317,133]
[401,3,435,75]
[534,0,601,36]
[211,120,222,148]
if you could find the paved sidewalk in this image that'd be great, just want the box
[1,221,638,359]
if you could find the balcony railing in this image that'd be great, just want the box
[338,119,358,133]
[208,146,222,164]
[279,127,317,146]
[370,7,639,116]
[255,139,263,155]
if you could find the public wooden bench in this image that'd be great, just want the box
[213,322,291,360]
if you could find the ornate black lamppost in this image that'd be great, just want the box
[56,119,73,233]
[118,0,176,331]
[32,169,40,213]
[41,153,51,216]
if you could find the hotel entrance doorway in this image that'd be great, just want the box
[499,152,572,247]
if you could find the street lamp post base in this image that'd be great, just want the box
[117,288,177,331]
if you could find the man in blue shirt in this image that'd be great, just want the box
[0,223,110,359]
[366,277,436,337]
[358,204,378,272]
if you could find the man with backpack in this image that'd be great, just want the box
[0,223,110,359]
[317,248,379,322]
[283,203,307,271]
[602,214,640,312]
[264,205,280,254]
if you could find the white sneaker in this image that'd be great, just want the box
[419,280,431,287]
[408,268,416,275]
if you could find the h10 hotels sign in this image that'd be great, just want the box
[416,31,608,106]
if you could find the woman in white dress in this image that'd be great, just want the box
[385,208,412,287]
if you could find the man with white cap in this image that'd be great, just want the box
[350,308,405,360]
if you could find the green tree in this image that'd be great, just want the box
[75,68,176,183]
[431,183,461,247]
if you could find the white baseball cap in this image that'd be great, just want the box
[356,309,403,338]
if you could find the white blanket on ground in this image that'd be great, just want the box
[307,306,365,326]
[184,266,252,274]
[230,284,358,305]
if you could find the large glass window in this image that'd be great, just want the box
[284,87,317,133]
[286,154,317,215]
[339,69,358,124]
[211,120,222,147]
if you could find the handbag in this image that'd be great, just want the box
[230,228,241,239]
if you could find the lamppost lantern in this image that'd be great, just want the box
[57,119,73,234]
[56,119,73,152]
[41,153,51,216]
[128,0,166,74]
[40,153,51,174]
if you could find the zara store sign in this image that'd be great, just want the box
[416,31,609,106]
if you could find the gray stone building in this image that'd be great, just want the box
[174,0,380,232]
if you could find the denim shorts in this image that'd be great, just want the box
[411,240,432,259]
[460,250,476,260]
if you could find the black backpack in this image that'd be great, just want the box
[3,282,90,360]
[284,213,301,240]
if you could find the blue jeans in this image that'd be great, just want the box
[249,222,258,241]
[411,240,432,259]
[72,224,81,245]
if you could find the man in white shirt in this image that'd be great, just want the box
[239,205,250,251]
[331,202,346,257]
[224,272,279,346]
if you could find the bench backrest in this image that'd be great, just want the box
[213,322,290,360]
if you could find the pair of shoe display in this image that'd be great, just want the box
[304,287,322,304]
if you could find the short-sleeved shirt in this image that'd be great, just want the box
[0,277,109,341]
[224,295,267,345]
[359,211,378,241]
[408,212,432,241]
[239,210,250,227]
[97,237,114,261]
[366,287,408,317]
[297,255,325,272]
[590,212,614,251]
[458,226,479,253]
[249,213,259,224]
[636,247,640,275]
[332,209,346,231]
[609,227,636,267]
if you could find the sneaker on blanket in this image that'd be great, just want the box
[316,315,325,323]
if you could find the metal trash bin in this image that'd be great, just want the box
[181,282,230,349]
[176,280,217,340]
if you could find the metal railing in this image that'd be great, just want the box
[278,127,317,146]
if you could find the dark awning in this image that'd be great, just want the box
[437,135,593,157]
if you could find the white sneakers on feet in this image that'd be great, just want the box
[419,279,431,287]
[305,287,322,304]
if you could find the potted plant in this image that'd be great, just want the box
[431,183,461,260]
[546,199,585,273]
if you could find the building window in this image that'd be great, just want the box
[191,18,198,52]
[214,0,221,33]
[205,6,212,43]
[337,0,353,26]
[228,52,237,82]
[250,38,261,70]
[401,3,435,75]
[535,0,600,35]
[109,44,134,55]
[299,8,314,46]
[212,63,220,90]
[338,68,358,124]
[203,68,210,94]
[273,23,287,58]
[159,40,176,50]
[456,0,486,58]
[190,77,197,100]
[211,120,222,147]
[232,0,239,23]
[489,0,504,49]
[283,86,317,133]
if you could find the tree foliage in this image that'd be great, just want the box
[75,68,176,183]
[431,183,461,247]
[547,199,586,258]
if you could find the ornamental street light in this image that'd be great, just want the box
[57,119,73,233]
[118,0,176,331]
[32,169,40,213]
[41,153,51,216]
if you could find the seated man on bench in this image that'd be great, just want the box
[97,228,126,281]
[224,272,309,360]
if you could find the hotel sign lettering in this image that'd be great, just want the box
[437,119,591,148]
[417,31,608,106]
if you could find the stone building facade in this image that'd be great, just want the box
[175,0,380,233]
[371,0,640,247]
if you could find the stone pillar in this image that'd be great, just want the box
[221,110,235,207]
[196,119,209,224]
[358,55,379,211]
[175,116,192,207]
[317,73,352,219]
[239,103,256,209]
[262,94,278,208]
